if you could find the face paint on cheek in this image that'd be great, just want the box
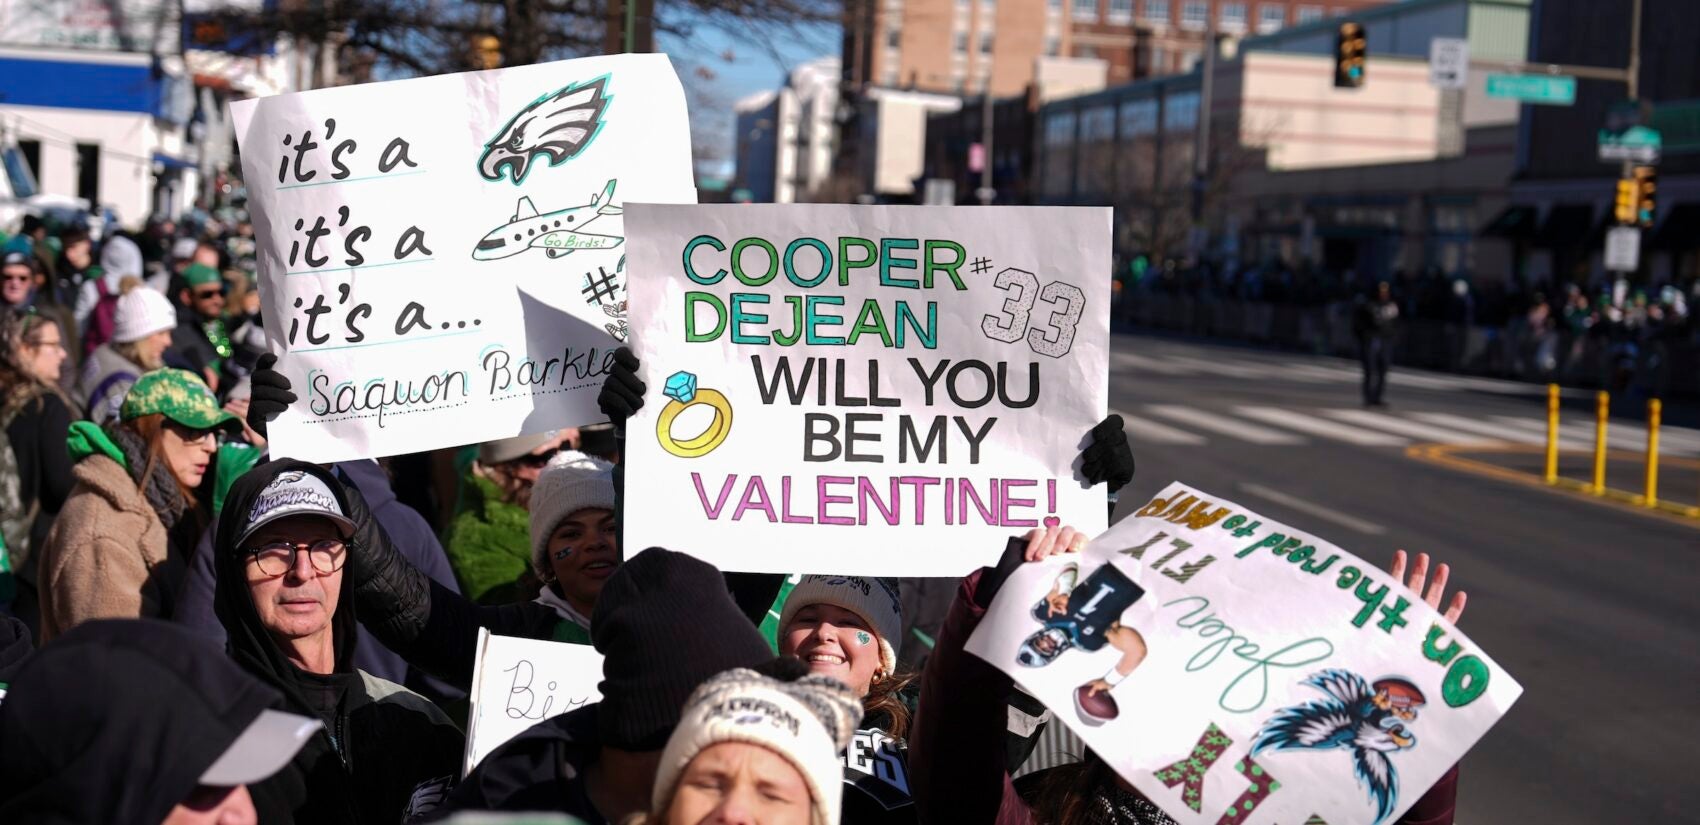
[855,631,872,647]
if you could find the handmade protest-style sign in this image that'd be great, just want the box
[966,482,1522,825]
[623,204,1110,575]
[232,53,695,462]
[463,629,603,776]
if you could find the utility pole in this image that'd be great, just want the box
[978,88,994,205]
[1190,10,1216,258]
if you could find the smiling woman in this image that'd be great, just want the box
[528,450,620,644]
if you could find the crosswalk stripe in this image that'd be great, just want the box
[1277,363,1358,383]
[1235,406,1409,446]
[1111,351,1191,374]
[1158,354,1268,379]
[1146,404,1305,444]
[1410,412,1555,445]
[1490,416,1700,456]
[1321,409,1507,446]
[1113,411,1207,445]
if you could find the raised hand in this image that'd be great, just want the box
[597,346,645,426]
[1390,549,1467,624]
[1080,415,1134,493]
[247,353,296,438]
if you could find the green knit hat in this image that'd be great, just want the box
[183,262,223,288]
[120,369,241,433]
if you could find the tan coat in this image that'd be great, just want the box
[37,454,170,641]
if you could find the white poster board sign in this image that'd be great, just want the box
[232,53,696,462]
[463,629,604,776]
[623,204,1111,575]
[967,482,1522,825]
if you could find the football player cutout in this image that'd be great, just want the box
[1017,561,1150,726]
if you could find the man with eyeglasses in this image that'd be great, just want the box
[169,261,234,391]
[212,459,464,825]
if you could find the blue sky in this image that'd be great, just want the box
[657,18,839,179]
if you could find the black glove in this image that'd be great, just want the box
[248,353,296,438]
[974,536,1030,610]
[337,470,432,643]
[597,347,646,426]
[1080,415,1135,494]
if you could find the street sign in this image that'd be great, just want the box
[1599,125,1662,163]
[1485,73,1576,106]
[1605,226,1641,272]
[1429,38,1469,90]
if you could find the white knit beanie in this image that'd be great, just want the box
[653,668,862,825]
[99,236,144,280]
[528,450,616,579]
[779,576,903,679]
[111,283,177,343]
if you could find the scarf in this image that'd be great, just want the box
[1084,784,1180,825]
[105,422,189,530]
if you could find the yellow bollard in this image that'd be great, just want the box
[1645,398,1661,508]
[1545,384,1560,484]
[1592,391,1609,495]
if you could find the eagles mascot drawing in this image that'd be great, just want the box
[1252,669,1428,825]
[478,75,610,185]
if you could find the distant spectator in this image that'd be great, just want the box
[444,430,575,604]
[0,308,77,633]
[75,234,146,353]
[78,279,178,424]
[169,262,232,391]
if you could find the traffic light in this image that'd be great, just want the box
[473,35,502,70]
[1615,177,1638,224]
[1334,22,1367,88]
[1632,165,1657,227]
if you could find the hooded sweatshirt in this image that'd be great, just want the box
[213,459,464,825]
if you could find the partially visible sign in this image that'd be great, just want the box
[1427,38,1469,90]
[1485,73,1576,106]
[464,629,603,776]
[0,0,178,52]
[966,482,1523,825]
[1598,125,1662,163]
[1605,226,1641,272]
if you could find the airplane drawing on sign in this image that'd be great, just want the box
[472,179,625,261]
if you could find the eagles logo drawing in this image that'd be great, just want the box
[479,76,611,184]
[1252,669,1429,825]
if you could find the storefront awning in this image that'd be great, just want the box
[1651,203,1700,250]
[153,152,195,172]
[1479,205,1537,239]
[1532,204,1595,248]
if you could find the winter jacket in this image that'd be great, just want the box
[909,569,1461,825]
[444,472,532,604]
[35,453,170,642]
[841,689,921,825]
[175,459,468,704]
[425,703,608,823]
[2,392,74,585]
[77,343,146,426]
[169,306,225,381]
[214,460,464,825]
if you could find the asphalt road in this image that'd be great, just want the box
[1101,333,1697,824]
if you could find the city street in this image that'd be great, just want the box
[1104,333,1698,824]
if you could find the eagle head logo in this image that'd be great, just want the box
[479,75,611,185]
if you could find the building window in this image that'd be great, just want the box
[1073,0,1099,22]
[1045,35,1061,55]
[979,31,993,52]
[1077,44,1098,59]
[1162,92,1199,130]
[1219,1,1246,31]
[1295,5,1323,22]
[1180,0,1208,30]
[17,140,40,182]
[955,31,968,52]
[880,65,899,86]
[1107,0,1134,23]
[1143,0,1169,23]
[1257,3,1284,32]
[75,143,100,204]
[887,27,901,48]
[1049,0,1064,10]
[1149,45,1167,71]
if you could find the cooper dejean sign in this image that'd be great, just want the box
[622,204,1111,575]
[966,482,1522,825]
[232,53,695,463]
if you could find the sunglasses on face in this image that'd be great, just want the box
[247,539,347,577]
[194,287,227,299]
[164,420,222,444]
[2,274,32,284]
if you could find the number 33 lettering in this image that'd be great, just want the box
[979,267,1087,358]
